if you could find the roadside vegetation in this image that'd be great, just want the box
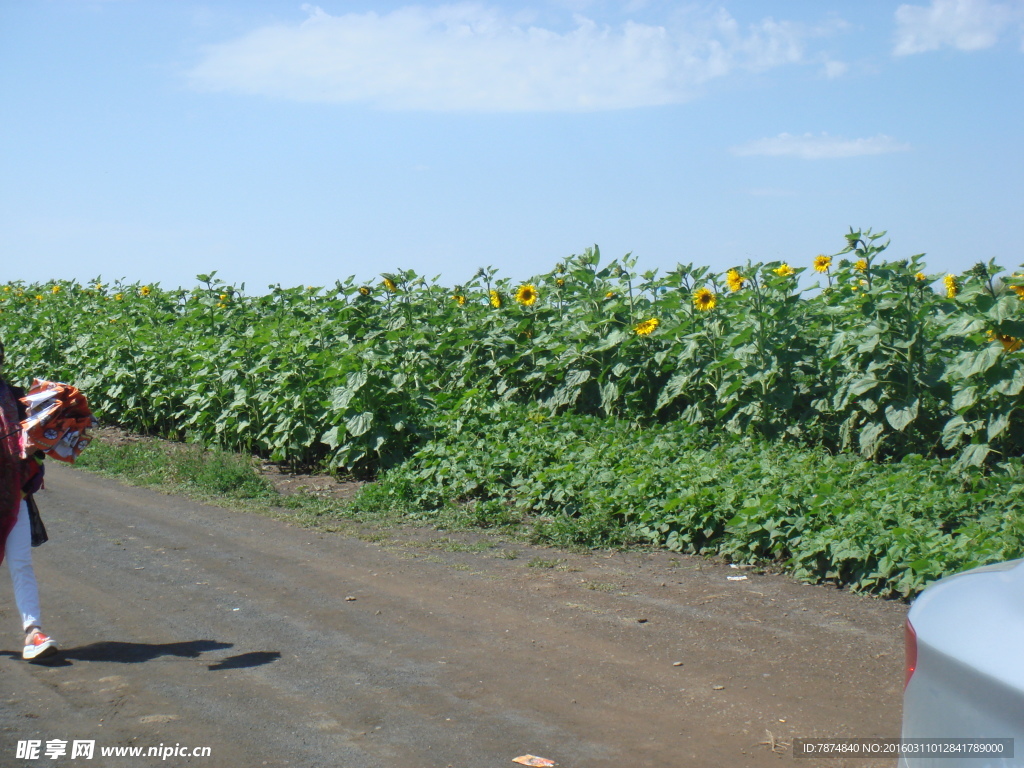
[4,228,1024,597]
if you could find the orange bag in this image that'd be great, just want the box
[20,379,96,463]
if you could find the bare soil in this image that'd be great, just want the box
[0,464,906,768]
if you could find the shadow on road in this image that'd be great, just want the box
[208,650,282,670]
[61,639,234,663]
[1,640,282,671]
[1,639,232,665]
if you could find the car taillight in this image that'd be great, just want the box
[904,618,917,689]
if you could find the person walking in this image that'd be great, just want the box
[0,338,57,661]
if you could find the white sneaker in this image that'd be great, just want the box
[23,630,58,661]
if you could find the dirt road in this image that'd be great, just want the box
[0,465,907,767]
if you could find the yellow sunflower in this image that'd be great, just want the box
[453,294,466,306]
[944,274,958,299]
[489,289,502,308]
[358,286,371,296]
[382,277,397,293]
[51,285,61,295]
[854,259,868,272]
[1010,285,1024,300]
[693,287,717,312]
[555,278,565,288]
[114,293,124,301]
[773,264,795,277]
[813,255,832,273]
[634,318,660,336]
[915,272,927,282]
[140,285,151,297]
[605,291,616,300]
[515,284,538,306]
[988,330,1022,353]
[726,269,745,292]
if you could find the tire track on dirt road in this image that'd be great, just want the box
[1,466,906,767]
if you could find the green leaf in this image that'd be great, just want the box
[859,421,885,459]
[330,386,357,410]
[987,411,1010,442]
[321,426,342,449]
[600,380,619,413]
[952,386,978,411]
[956,442,990,469]
[848,377,878,398]
[941,316,986,337]
[966,346,1002,378]
[941,415,971,450]
[345,411,374,437]
[884,399,919,432]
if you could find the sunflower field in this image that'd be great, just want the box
[3,228,1024,595]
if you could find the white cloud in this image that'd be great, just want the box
[893,0,1024,55]
[822,59,848,78]
[731,133,912,160]
[187,4,828,111]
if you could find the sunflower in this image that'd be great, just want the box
[693,287,716,312]
[489,289,502,308]
[51,285,61,295]
[1010,285,1024,300]
[34,294,44,302]
[605,291,616,300]
[515,284,538,306]
[854,259,868,272]
[140,285,151,296]
[114,293,124,301]
[726,269,745,292]
[382,277,397,293]
[989,330,1022,353]
[555,278,565,288]
[219,293,229,302]
[944,274,958,299]
[813,255,832,273]
[358,286,371,296]
[915,272,927,282]
[452,294,466,306]
[634,318,660,336]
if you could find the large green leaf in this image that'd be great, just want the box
[345,411,374,437]
[884,399,919,432]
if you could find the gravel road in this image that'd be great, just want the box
[0,465,906,768]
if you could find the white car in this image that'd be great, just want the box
[900,559,1024,767]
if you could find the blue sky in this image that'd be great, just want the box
[2,0,1022,291]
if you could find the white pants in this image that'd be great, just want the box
[5,500,41,632]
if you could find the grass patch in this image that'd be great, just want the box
[583,581,621,593]
[526,557,562,569]
[76,440,277,501]
[422,537,492,553]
